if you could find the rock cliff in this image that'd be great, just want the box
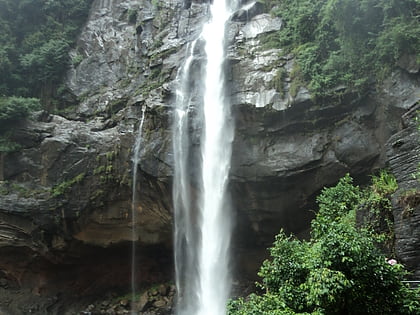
[387,103,420,279]
[0,0,419,313]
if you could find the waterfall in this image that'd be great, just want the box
[197,1,234,314]
[174,1,236,314]
[131,105,146,314]
[173,40,199,314]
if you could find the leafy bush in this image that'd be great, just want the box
[360,170,399,250]
[229,174,420,315]
[20,39,70,97]
[311,174,361,238]
[0,96,40,125]
[228,293,313,315]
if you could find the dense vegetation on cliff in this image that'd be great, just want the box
[0,0,92,102]
[229,173,420,315]
[0,0,92,151]
[258,0,420,99]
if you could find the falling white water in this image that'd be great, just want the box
[197,1,235,314]
[173,40,200,315]
[174,0,237,314]
[131,105,146,314]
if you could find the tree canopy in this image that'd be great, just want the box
[257,0,420,99]
[0,0,92,152]
[0,0,92,100]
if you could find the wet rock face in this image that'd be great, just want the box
[224,9,420,245]
[386,104,420,278]
[1,0,420,308]
[0,110,172,247]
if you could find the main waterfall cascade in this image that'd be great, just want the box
[131,105,147,314]
[173,1,238,314]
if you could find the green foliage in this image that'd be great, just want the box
[257,0,420,100]
[371,170,398,196]
[20,39,70,86]
[364,170,398,219]
[0,0,92,104]
[0,96,40,125]
[71,53,84,67]
[51,173,85,198]
[151,0,160,9]
[361,170,398,248]
[258,233,310,311]
[302,268,351,312]
[127,9,138,24]
[229,174,420,315]
[0,136,22,153]
[271,68,286,96]
[228,293,314,315]
[288,62,306,98]
[0,96,41,152]
[311,174,361,238]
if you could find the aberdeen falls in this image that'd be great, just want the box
[0,0,419,314]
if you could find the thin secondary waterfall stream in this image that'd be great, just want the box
[131,105,146,314]
[173,1,236,314]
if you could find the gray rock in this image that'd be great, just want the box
[380,70,420,110]
[241,13,282,39]
[397,54,420,74]
[386,104,420,278]
[153,298,167,308]
[138,292,150,312]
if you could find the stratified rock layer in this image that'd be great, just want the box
[387,103,420,279]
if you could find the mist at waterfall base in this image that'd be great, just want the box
[173,0,238,314]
